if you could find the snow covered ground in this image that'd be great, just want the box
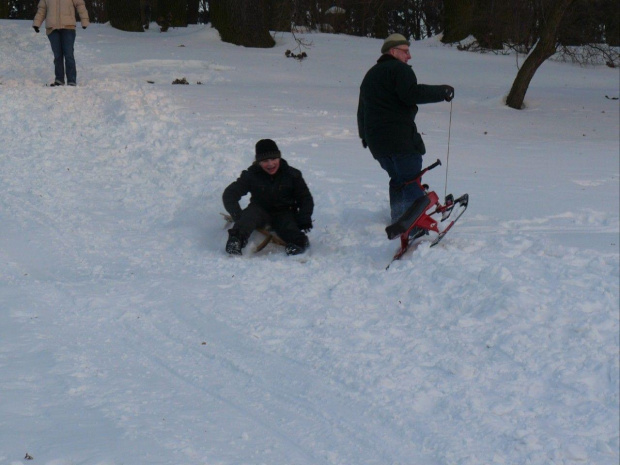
[0,20,618,465]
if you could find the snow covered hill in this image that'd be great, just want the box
[1,20,618,465]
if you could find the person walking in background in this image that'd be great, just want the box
[33,0,90,87]
[357,33,454,224]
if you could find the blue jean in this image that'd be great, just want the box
[377,154,424,223]
[47,29,77,84]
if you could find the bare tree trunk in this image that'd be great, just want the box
[372,2,389,39]
[157,0,187,27]
[265,0,291,32]
[603,0,619,46]
[109,0,143,32]
[0,0,9,19]
[187,0,199,24]
[472,0,508,49]
[506,0,576,109]
[442,0,474,43]
[86,0,108,23]
[209,0,274,48]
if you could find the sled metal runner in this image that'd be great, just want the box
[386,159,469,269]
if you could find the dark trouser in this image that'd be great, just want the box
[48,29,77,84]
[376,154,424,223]
[229,204,308,247]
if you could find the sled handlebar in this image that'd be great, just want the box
[404,159,442,186]
[426,159,442,172]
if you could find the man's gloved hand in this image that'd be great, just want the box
[441,85,455,102]
[361,139,367,149]
[33,26,40,33]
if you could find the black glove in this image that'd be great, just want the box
[361,139,367,149]
[299,222,313,233]
[441,85,454,102]
[82,26,87,29]
[33,26,40,33]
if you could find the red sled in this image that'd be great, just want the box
[385,159,468,266]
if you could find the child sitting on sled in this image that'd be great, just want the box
[222,139,314,256]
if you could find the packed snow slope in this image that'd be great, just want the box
[0,20,618,465]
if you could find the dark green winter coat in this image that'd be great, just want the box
[222,158,314,225]
[357,54,447,158]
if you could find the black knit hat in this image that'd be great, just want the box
[255,139,281,162]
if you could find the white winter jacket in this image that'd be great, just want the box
[33,0,90,35]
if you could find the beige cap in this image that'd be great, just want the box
[381,33,410,54]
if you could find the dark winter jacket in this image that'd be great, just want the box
[357,54,447,158]
[222,158,314,226]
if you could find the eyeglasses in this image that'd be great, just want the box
[393,47,411,55]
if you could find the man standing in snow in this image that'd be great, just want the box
[33,0,90,87]
[223,139,314,256]
[357,33,454,224]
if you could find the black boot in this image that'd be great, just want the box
[285,236,309,256]
[226,232,246,255]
